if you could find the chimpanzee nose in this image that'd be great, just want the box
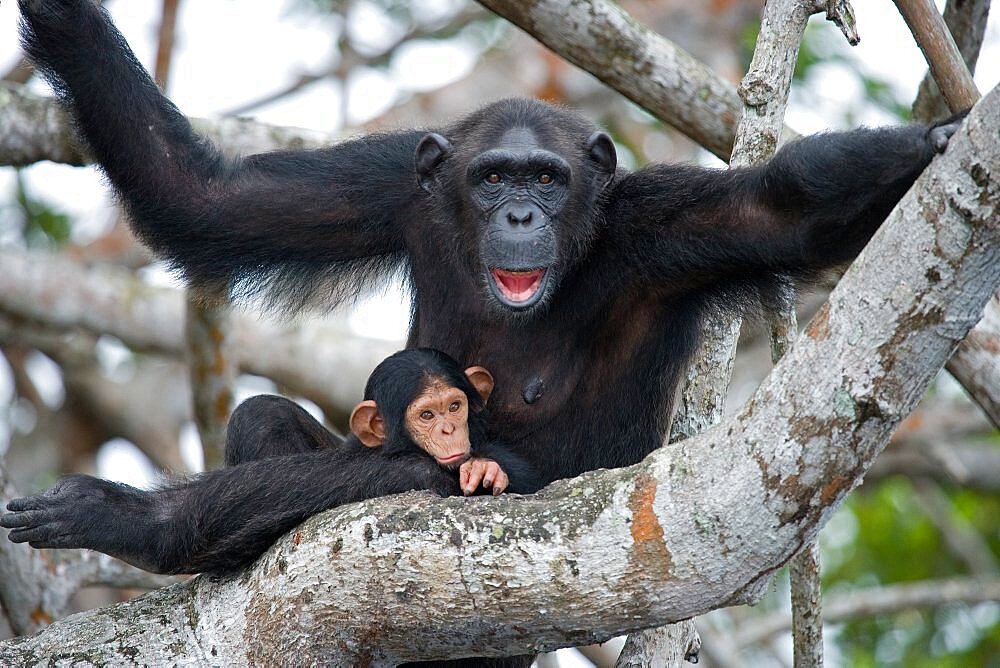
[506,204,533,225]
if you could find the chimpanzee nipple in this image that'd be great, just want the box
[522,377,544,404]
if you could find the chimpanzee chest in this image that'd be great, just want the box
[414,291,678,448]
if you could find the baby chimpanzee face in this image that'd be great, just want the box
[404,378,471,468]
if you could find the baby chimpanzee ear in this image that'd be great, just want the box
[464,366,495,404]
[350,400,385,447]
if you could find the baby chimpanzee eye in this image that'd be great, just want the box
[449,401,461,412]
[420,410,434,420]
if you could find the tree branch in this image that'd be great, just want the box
[946,293,1000,427]
[2,81,996,666]
[0,82,328,168]
[0,251,399,420]
[894,0,980,112]
[911,0,991,122]
[646,0,815,662]
[735,577,1000,646]
[474,0,751,161]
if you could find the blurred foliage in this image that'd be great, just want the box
[821,481,1000,666]
[11,169,71,249]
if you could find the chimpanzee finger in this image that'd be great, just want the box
[492,470,509,496]
[463,462,486,495]
[5,496,45,512]
[459,462,472,495]
[1,509,48,529]
[7,525,55,544]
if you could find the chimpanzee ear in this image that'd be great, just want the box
[349,400,385,448]
[464,366,495,404]
[415,132,453,194]
[586,131,617,187]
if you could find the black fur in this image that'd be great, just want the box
[2,349,538,575]
[9,0,961,577]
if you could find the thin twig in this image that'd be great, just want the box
[893,0,980,112]
[912,0,991,121]
[736,577,1000,646]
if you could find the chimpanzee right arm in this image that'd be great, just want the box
[18,0,426,308]
[1,449,456,574]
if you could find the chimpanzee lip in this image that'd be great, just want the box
[436,452,469,467]
[488,267,549,309]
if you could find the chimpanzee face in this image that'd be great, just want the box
[414,113,616,316]
[403,379,471,468]
[466,127,570,311]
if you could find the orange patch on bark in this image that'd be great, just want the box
[820,476,851,505]
[30,606,53,626]
[629,475,665,544]
[628,474,672,574]
[805,303,831,340]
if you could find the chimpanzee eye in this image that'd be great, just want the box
[538,172,553,185]
[449,401,461,412]
[485,172,502,185]
[420,410,434,421]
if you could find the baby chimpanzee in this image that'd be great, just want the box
[2,349,538,574]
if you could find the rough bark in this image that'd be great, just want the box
[2,81,996,667]
[0,251,399,419]
[186,301,236,466]
[789,543,823,667]
[665,1,816,663]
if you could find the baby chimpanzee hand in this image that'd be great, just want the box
[459,458,509,496]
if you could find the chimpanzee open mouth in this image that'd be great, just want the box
[489,267,549,309]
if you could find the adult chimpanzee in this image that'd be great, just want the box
[10,0,962,575]
[2,349,539,574]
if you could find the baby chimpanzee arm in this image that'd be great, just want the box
[2,449,453,574]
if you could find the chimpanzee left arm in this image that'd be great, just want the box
[607,117,963,292]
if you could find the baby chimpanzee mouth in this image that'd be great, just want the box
[489,268,548,308]
[435,452,469,468]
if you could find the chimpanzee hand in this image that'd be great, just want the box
[2,474,139,553]
[459,458,509,496]
[928,109,970,153]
